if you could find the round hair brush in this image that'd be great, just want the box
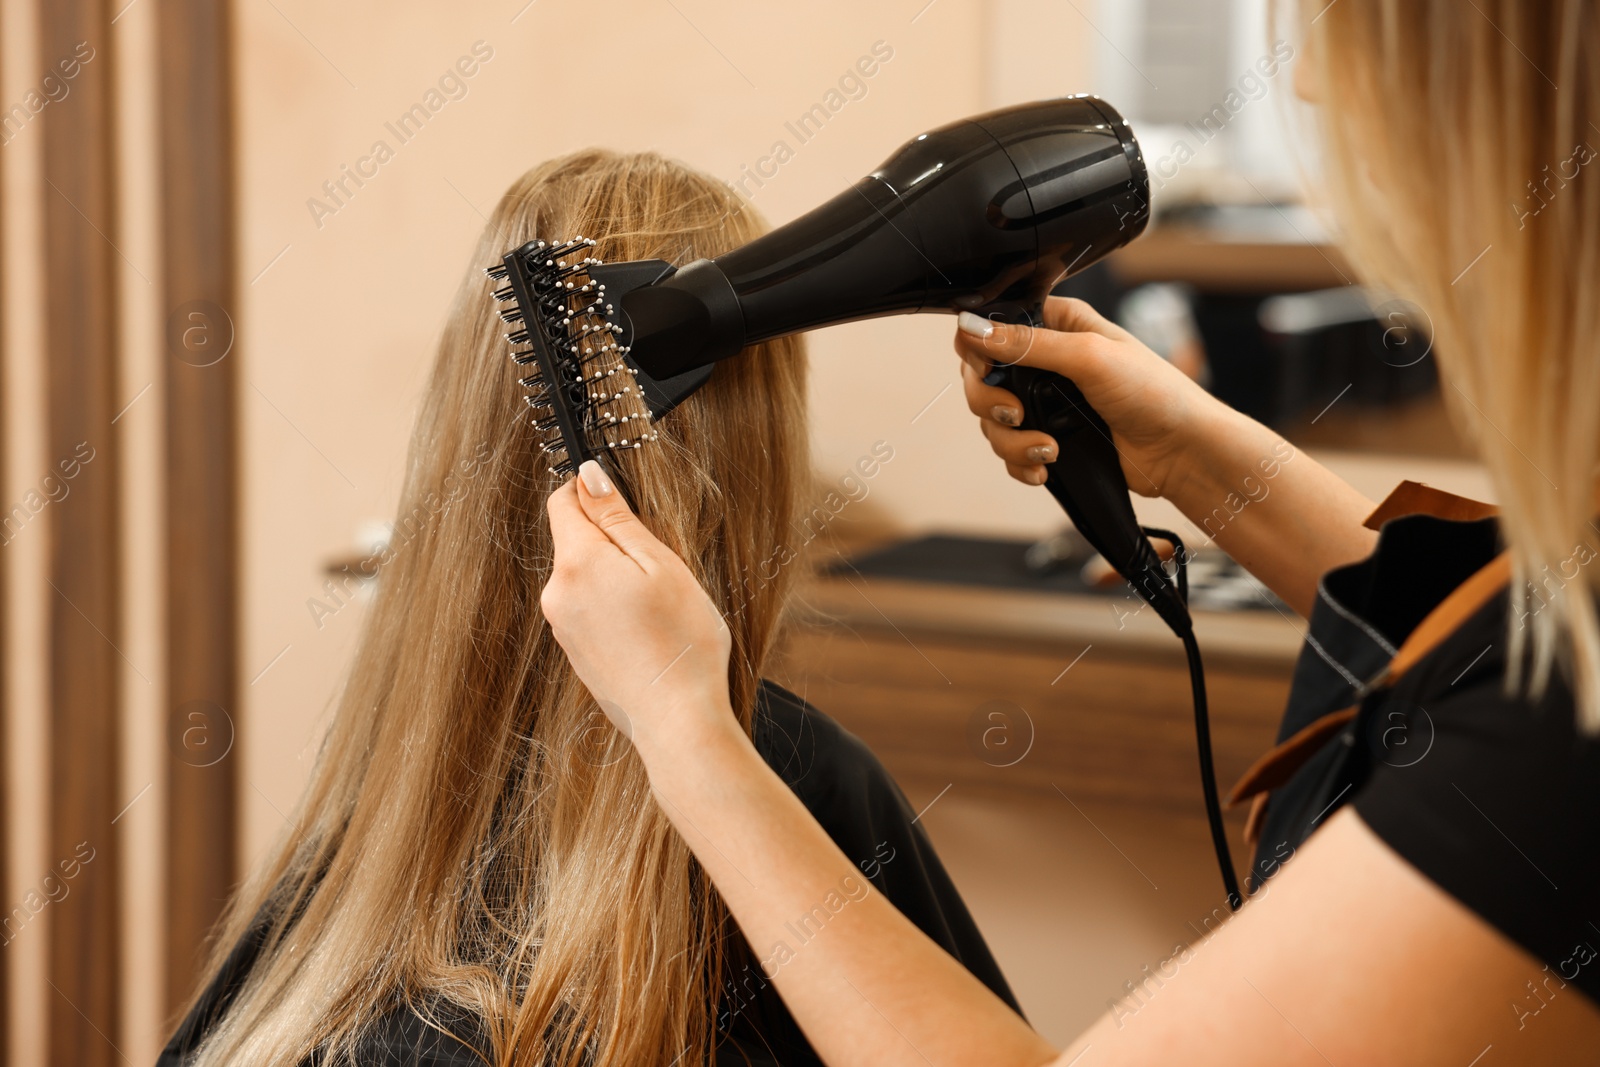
[485,237,659,487]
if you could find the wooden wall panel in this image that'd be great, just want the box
[37,0,122,1063]
[156,0,239,1018]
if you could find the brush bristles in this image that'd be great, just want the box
[486,237,659,478]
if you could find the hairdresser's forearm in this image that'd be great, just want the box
[642,711,1056,1067]
[1165,401,1378,616]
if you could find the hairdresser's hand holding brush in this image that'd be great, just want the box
[953,296,1379,617]
[542,463,738,753]
[544,458,1062,1067]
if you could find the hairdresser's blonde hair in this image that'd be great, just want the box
[180,150,808,1065]
[1300,0,1600,728]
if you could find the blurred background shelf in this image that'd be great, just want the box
[1110,224,1352,293]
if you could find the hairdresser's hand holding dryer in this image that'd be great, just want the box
[546,4,1600,1063]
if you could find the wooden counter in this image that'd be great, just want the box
[771,573,1303,828]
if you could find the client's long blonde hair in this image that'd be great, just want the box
[181,150,809,1065]
[1300,0,1600,728]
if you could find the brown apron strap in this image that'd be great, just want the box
[1227,706,1358,808]
[1227,482,1505,843]
[1243,792,1271,846]
[1362,480,1500,531]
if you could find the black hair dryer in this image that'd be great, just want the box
[601,96,1183,634]
[593,96,1240,906]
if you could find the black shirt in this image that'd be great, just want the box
[158,681,1018,1065]
[1251,513,1600,1004]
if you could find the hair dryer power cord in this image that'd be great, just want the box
[1139,525,1243,911]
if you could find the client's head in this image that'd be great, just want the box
[186,150,808,1066]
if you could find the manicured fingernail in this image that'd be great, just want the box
[578,459,613,498]
[1029,467,1049,485]
[1026,445,1055,463]
[992,405,1021,426]
[957,311,994,338]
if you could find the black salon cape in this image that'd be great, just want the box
[157,681,1019,1065]
[1251,512,1600,1006]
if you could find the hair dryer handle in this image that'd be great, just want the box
[986,363,1191,635]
